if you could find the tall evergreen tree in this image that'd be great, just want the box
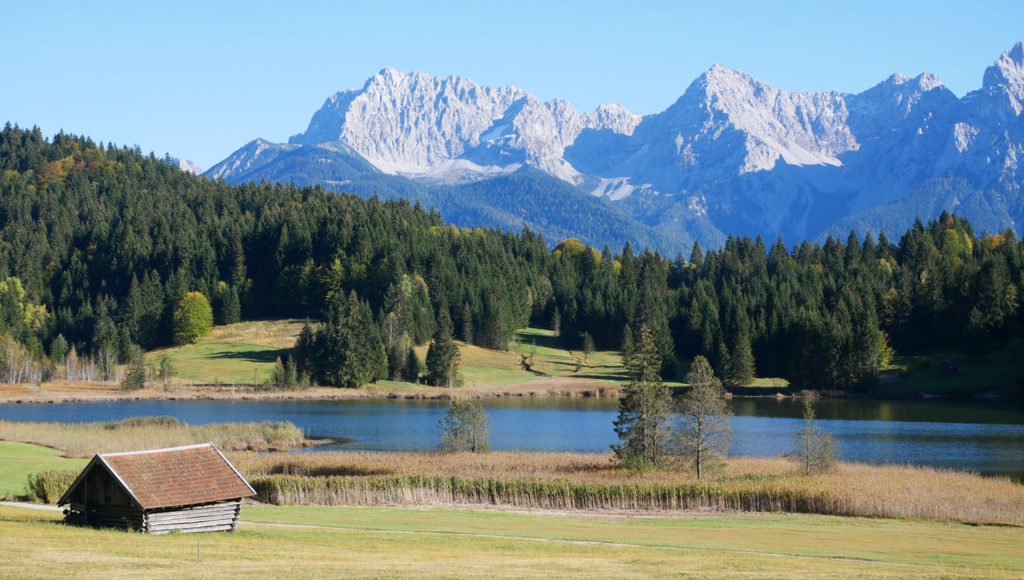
[312,291,386,388]
[425,307,461,388]
[612,324,670,469]
[726,331,755,387]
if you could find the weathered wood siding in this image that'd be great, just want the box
[143,501,242,534]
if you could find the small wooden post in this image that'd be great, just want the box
[197,533,201,561]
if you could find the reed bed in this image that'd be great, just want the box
[0,417,308,457]
[235,451,1024,525]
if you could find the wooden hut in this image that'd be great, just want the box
[58,442,255,534]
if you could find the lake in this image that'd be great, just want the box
[1,397,1022,480]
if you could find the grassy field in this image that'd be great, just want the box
[144,319,306,384]
[145,321,786,392]
[0,504,1020,578]
[0,442,86,498]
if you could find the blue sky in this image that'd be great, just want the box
[2,0,1021,169]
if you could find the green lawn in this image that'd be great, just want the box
[0,441,86,498]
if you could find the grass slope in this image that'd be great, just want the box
[0,442,86,497]
[144,320,305,384]
[0,505,1020,578]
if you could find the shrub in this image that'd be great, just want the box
[26,470,79,504]
[172,291,213,345]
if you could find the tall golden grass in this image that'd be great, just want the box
[234,451,1024,525]
[0,417,308,457]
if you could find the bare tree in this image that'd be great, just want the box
[790,401,838,475]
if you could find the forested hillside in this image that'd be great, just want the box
[1,125,1021,390]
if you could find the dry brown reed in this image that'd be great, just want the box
[0,417,308,457]
[232,451,1024,525]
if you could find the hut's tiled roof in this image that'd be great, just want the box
[97,443,255,509]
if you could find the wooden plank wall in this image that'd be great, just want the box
[143,501,242,534]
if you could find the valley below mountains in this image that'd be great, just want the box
[206,42,1024,253]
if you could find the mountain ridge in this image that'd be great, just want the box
[207,42,1024,252]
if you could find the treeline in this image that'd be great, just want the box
[0,124,1021,389]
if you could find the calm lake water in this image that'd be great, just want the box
[1,397,1022,480]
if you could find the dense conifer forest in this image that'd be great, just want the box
[1,125,1021,389]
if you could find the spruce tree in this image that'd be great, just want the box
[612,324,670,470]
[726,331,755,387]
[425,308,461,388]
[121,345,147,391]
[312,291,386,388]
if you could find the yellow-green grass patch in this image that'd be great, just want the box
[240,505,1024,573]
[144,319,305,384]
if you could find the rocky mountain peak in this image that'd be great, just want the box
[980,42,1024,115]
[210,43,1024,253]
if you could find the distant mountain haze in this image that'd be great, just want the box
[205,42,1024,252]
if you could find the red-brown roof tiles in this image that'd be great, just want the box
[100,443,255,509]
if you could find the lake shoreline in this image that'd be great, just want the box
[0,379,1014,405]
[0,378,628,405]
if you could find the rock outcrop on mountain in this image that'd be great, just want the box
[207,42,1024,252]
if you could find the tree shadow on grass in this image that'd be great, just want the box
[515,331,565,351]
[206,348,292,365]
[572,372,629,382]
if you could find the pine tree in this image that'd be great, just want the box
[612,324,670,470]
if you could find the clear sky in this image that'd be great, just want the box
[2,0,1022,170]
